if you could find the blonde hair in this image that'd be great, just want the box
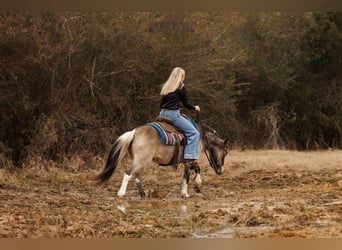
[160,67,185,96]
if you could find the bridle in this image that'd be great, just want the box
[196,112,219,171]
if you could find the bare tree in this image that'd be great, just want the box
[253,103,285,149]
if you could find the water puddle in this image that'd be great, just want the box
[114,198,278,238]
[193,226,276,238]
[115,198,191,218]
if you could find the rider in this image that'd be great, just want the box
[159,67,201,168]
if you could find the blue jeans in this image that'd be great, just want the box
[160,109,200,160]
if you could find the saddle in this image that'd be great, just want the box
[147,116,186,146]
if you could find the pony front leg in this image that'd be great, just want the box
[117,172,133,197]
[181,165,191,198]
[191,165,202,193]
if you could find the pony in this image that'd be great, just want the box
[95,117,228,198]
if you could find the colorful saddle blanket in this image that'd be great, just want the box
[146,116,200,146]
[146,122,185,145]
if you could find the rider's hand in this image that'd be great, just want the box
[194,106,200,112]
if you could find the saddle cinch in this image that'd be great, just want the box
[146,116,189,168]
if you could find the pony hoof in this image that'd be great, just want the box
[117,192,125,198]
[194,186,201,193]
[182,193,190,198]
[140,191,146,198]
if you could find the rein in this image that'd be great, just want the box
[196,112,218,170]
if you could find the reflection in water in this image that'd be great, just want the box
[180,205,187,214]
[193,226,276,238]
[117,205,127,213]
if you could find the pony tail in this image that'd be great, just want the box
[95,129,135,184]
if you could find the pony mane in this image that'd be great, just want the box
[201,123,222,138]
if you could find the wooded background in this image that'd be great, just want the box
[0,12,341,167]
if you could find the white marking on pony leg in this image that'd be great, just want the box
[195,173,202,188]
[117,173,132,197]
[181,179,190,198]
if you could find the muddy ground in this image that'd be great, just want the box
[0,150,341,238]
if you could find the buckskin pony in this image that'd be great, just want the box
[95,115,228,198]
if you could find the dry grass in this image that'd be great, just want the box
[226,149,342,171]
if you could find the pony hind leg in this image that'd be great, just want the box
[134,172,146,197]
[117,171,133,197]
[117,159,151,198]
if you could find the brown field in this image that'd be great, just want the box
[0,150,341,238]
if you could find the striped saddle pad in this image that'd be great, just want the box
[146,122,186,146]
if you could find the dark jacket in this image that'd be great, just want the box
[160,84,195,110]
